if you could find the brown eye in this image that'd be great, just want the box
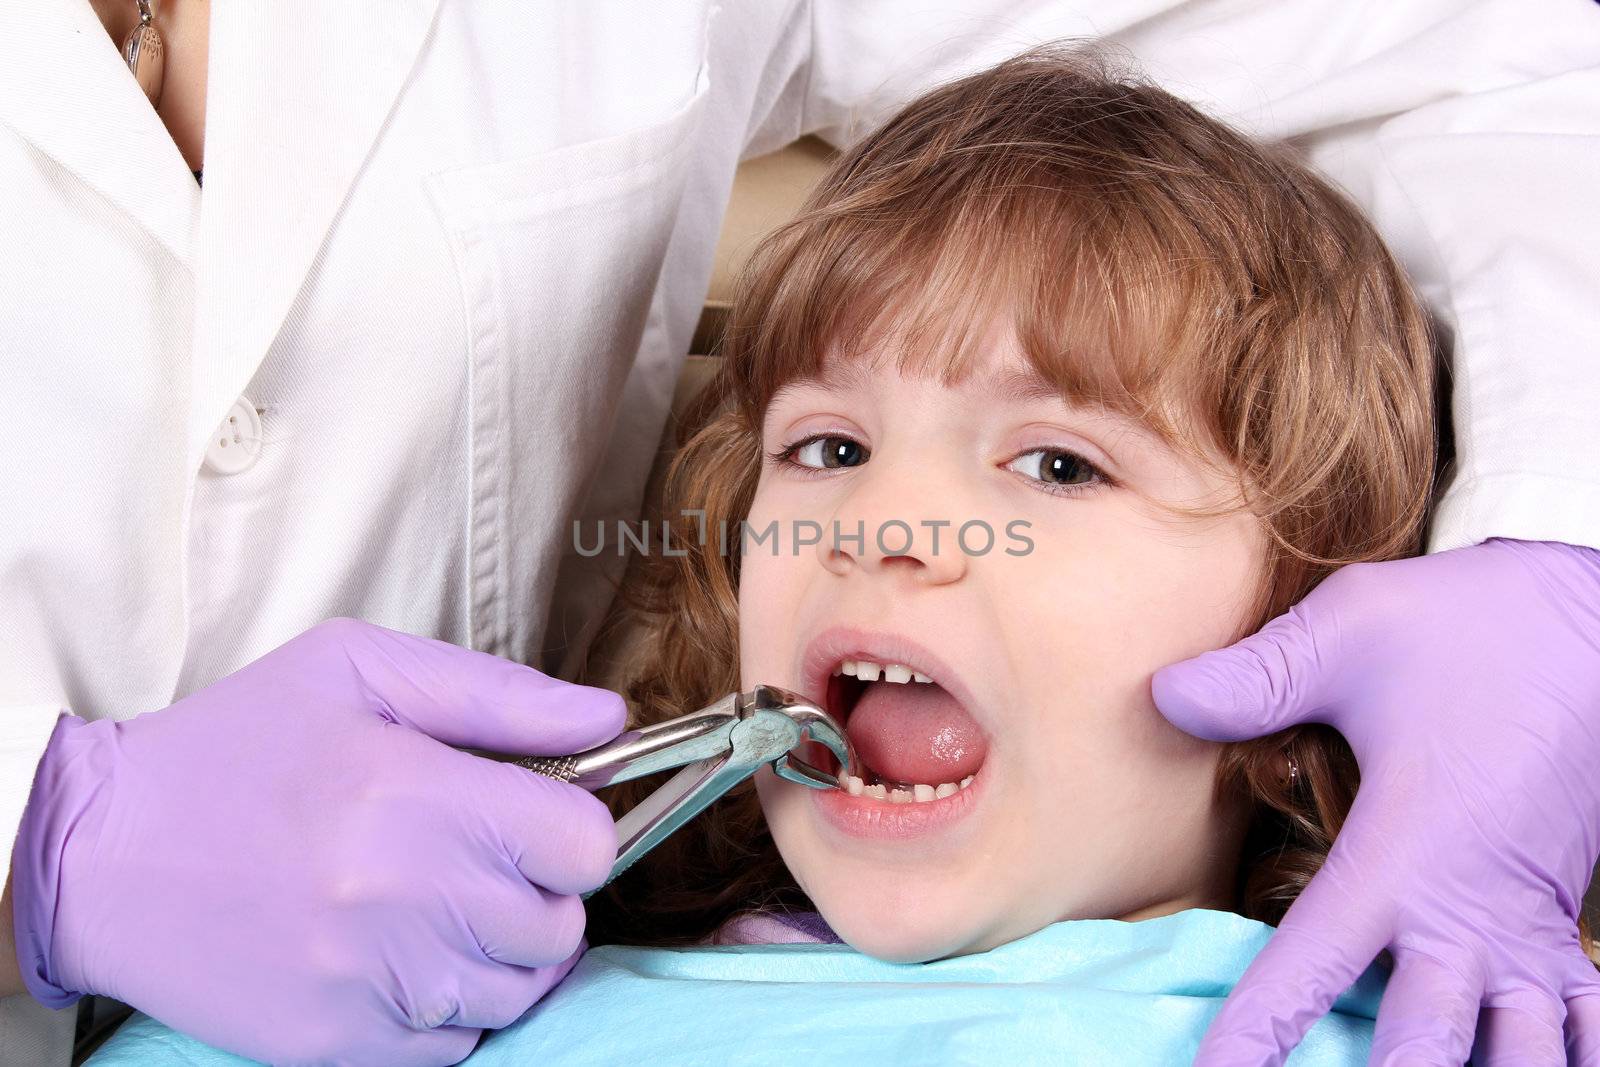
[794,436,868,469]
[1006,448,1102,491]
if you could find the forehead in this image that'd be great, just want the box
[767,320,1195,445]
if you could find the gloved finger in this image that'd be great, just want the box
[1563,992,1600,1066]
[377,1024,480,1067]
[447,939,589,1030]
[389,744,616,894]
[327,618,627,753]
[1150,599,1341,743]
[463,876,589,969]
[1194,854,1391,1066]
[1368,948,1482,1066]
[468,758,619,894]
[1472,992,1567,1067]
[1558,949,1600,1067]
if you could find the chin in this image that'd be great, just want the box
[835,922,956,963]
[815,888,988,963]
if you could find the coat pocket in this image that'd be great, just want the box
[425,63,712,661]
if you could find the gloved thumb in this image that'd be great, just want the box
[1152,601,1336,743]
[331,619,627,754]
[1193,840,1392,1066]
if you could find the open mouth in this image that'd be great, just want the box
[808,652,989,804]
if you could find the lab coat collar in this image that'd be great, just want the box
[0,3,199,267]
[189,0,443,466]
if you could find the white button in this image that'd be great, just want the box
[203,396,263,475]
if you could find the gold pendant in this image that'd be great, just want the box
[121,0,165,107]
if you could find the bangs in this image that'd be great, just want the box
[709,43,1434,605]
[722,144,1237,453]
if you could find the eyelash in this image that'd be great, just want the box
[766,433,1112,498]
[765,434,853,479]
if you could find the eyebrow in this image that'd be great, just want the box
[779,358,1163,426]
[767,360,873,408]
[778,361,1061,401]
[770,358,1178,457]
[982,367,1068,404]
[786,360,872,394]
[985,366,1177,455]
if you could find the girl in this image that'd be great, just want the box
[584,43,1433,959]
[91,44,1437,1066]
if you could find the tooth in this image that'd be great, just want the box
[934,782,957,798]
[884,664,912,684]
[912,671,932,683]
[864,783,887,800]
[912,783,935,802]
[841,659,857,677]
[845,774,864,796]
[959,775,974,789]
[888,788,912,803]
[831,663,843,676]
[856,661,881,682]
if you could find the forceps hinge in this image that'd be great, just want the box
[518,685,857,897]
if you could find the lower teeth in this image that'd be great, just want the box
[840,772,976,802]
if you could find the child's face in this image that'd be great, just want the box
[741,325,1268,962]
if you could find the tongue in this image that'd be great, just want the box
[846,681,988,786]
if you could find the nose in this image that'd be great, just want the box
[817,464,969,586]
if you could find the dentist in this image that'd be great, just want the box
[3,2,1598,1066]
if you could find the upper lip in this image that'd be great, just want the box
[799,625,992,739]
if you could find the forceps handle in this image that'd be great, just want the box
[591,750,764,898]
[582,700,818,896]
[515,693,738,790]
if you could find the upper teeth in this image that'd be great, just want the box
[841,773,976,802]
[832,659,934,684]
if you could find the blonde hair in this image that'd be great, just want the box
[583,45,1437,947]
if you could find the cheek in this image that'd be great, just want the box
[994,506,1265,768]
[1122,513,1267,662]
[1004,505,1265,672]
[736,484,805,684]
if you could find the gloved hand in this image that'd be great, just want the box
[11,618,626,1067]
[1153,538,1600,1066]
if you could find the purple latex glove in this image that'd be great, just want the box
[1154,539,1600,1066]
[11,618,625,1067]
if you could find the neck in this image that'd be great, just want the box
[87,0,141,44]
[86,0,211,172]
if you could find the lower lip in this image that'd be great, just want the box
[811,762,986,840]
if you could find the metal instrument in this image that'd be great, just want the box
[519,685,856,898]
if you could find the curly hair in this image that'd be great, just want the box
[582,44,1437,948]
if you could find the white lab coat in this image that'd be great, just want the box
[2,0,1597,1060]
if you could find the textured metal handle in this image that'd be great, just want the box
[520,755,580,783]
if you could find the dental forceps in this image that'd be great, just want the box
[518,685,857,898]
